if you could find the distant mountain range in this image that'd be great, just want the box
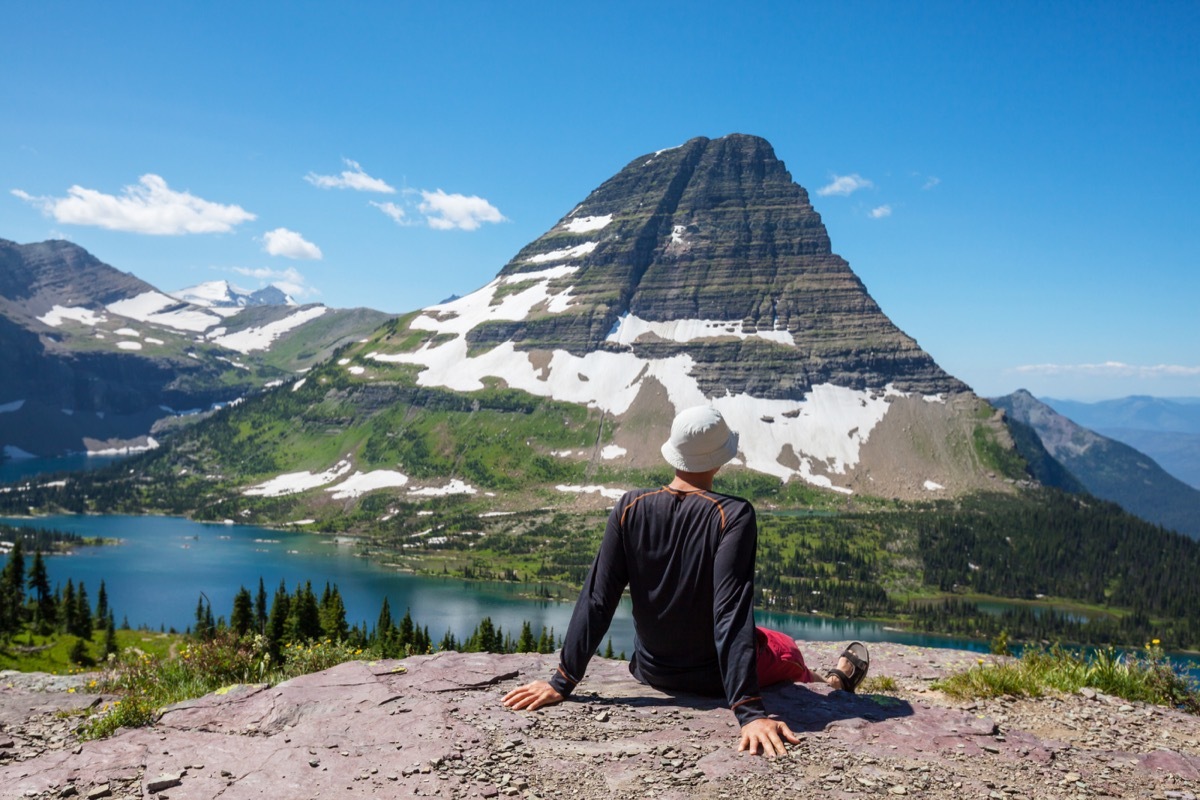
[993,390,1200,539]
[1042,396,1200,490]
[0,238,391,460]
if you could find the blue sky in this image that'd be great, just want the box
[3,1,1197,401]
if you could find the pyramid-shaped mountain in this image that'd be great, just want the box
[364,134,1008,497]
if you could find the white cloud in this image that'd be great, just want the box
[371,201,409,224]
[816,173,874,197]
[418,189,506,231]
[869,205,892,219]
[11,175,255,235]
[231,266,318,299]
[922,176,941,190]
[305,159,395,193]
[1012,361,1200,378]
[262,227,323,260]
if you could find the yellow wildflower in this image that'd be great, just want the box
[1152,638,1161,646]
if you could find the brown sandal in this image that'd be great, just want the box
[825,641,869,693]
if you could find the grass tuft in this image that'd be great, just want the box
[935,642,1200,714]
[78,631,369,739]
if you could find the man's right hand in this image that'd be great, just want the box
[737,717,800,757]
[501,680,564,711]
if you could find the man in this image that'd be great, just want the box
[502,406,869,756]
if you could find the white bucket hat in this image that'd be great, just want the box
[660,406,739,473]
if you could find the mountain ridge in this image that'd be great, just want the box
[993,389,1200,538]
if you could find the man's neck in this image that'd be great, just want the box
[668,468,718,492]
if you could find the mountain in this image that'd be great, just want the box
[1043,396,1200,489]
[351,134,1011,499]
[45,133,1031,516]
[993,390,1200,539]
[171,279,297,311]
[0,238,391,461]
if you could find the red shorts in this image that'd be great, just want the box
[755,626,815,686]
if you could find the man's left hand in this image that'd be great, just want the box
[502,680,564,711]
[737,718,799,757]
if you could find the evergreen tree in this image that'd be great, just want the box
[319,585,349,641]
[194,595,213,640]
[0,539,26,637]
[74,582,93,639]
[254,577,268,634]
[95,580,108,628]
[62,579,77,636]
[398,608,415,652]
[603,638,615,659]
[231,586,254,637]
[68,636,91,666]
[438,629,458,652]
[28,548,54,634]
[265,580,290,661]
[516,621,536,653]
[287,582,322,642]
[103,611,118,658]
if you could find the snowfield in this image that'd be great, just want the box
[107,292,221,332]
[37,305,106,328]
[367,265,919,492]
[243,457,354,497]
[562,214,612,233]
[326,470,409,500]
[209,306,329,353]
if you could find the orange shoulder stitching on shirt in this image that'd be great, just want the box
[618,487,671,528]
[694,491,727,530]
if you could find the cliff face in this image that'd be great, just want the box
[473,135,962,398]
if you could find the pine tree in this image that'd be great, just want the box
[95,580,108,628]
[254,577,268,634]
[319,585,349,641]
[516,621,536,653]
[265,580,290,660]
[398,608,415,652]
[231,586,254,637]
[438,629,458,652]
[603,638,614,659]
[287,582,322,642]
[62,580,77,636]
[0,539,27,638]
[103,611,118,658]
[194,595,213,640]
[28,548,54,634]
[74,582,93,639]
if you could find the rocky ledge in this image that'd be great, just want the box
[2,642,1198,799]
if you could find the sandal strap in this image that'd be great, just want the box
[825,668,857,693]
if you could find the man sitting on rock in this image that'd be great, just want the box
[502,406,869,756]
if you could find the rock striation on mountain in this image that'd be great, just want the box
[365,134,1005,496]
[477,135,963,399]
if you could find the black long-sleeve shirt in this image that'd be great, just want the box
[548,486,767,726]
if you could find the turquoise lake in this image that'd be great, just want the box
[2,513,1197,680]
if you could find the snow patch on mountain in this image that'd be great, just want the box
[562,215,612,233]
[106,291,221,332]
[209,306,329,353]
[606,312,795,347]
[326,470,409,499]
[37,305,106,328]
[526,242,597,264]
[243,457,354,497]
[0,400,25,414]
